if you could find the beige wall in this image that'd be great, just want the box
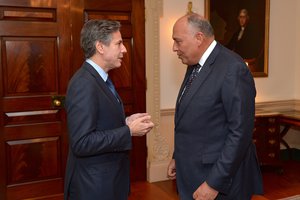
[255,0,297,102]
[146,0,300,182]
[296,0,300,99]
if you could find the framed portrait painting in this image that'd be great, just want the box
[205,0,270,77]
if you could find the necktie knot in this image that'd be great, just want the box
[106,77,120,103]
[178,63,202,103]
[193,63,201,72]
[189,63,201,82]
[106,77,114,87]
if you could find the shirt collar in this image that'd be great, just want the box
[86,59,108,81]
[199,40,217,66]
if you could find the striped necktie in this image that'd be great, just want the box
[178,64,202,103]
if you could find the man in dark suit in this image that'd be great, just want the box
[226,9,263,72]
[64,19,154,200]
[167,13,263,200]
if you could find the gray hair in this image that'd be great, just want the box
[80,19,121,58]
[187,13,214,37]
[239,9,249,17]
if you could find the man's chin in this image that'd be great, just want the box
[180,60,188,65]
[178,57,188,65]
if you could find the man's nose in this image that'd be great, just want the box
[122,44,127,53]
[172,43,178,52]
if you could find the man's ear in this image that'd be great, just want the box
[95,41,104,54]
[195,31,204,46]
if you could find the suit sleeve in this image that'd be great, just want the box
[205,61,256,194]
[66,76,132,157]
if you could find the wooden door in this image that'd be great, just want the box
[0,0,71,199]
[0,0,146,199]
[70,0,147,182]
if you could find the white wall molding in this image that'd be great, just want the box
[145,0,171,182]
[256,99,300,111]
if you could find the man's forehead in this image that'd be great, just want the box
[111,31,122,39]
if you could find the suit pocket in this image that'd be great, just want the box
[202,152,220,164]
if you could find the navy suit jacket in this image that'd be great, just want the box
[64,62,132,200]
[174,43,263,199]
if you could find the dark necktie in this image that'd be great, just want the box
[106,77,120,103]
[178,64,202,103]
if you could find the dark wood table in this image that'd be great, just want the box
[254,109,300,167]
[278,110,300,158]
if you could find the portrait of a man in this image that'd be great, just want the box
[206,0,269,76]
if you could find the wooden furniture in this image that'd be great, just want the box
[253,109,300,169]
[253,114,281,167]
[278,110,300,158]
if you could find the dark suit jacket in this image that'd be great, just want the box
[174,43,263,200]
[227,25,262,59]
[64,62,132,200]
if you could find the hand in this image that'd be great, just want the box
[167,159,176,180]
[127,113,154,136]
[126,113,149,125]
[193,182,218,200]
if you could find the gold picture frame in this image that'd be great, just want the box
[205,0,270,77]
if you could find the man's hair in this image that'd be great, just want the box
[80,19,121,58]
[239,9,249,18]
[187,13,214,37]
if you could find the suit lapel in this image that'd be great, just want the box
[175,43,221,126]
[83,62,125,117]
[175,66,194,122]
[176,66,194,106]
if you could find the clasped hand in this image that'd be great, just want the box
[126,113,154,136]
